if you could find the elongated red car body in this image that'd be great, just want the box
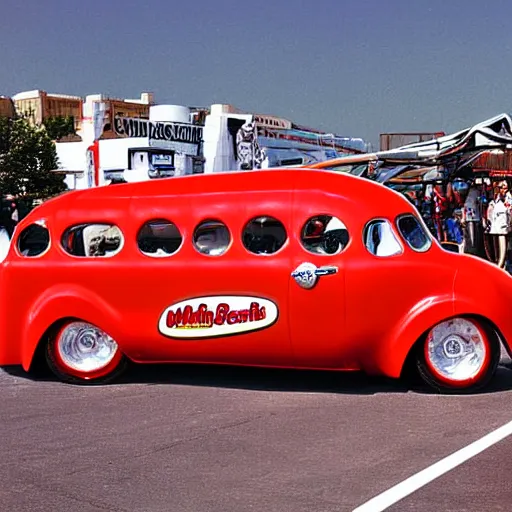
[1,168,510,391]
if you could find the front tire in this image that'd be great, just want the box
[45,321,127,384]
[415,317,500,393]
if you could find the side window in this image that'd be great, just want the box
[242,216,287,255]
[62,223,123,257]
[137,219,182,257]
[301,215,349,255]
[17,223,50,257]
[193,219,230,256]
[397,214,432,252]
[364,220,402,257]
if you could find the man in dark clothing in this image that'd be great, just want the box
[0,196,17,238]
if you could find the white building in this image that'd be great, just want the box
[56,99,204,189]
[55,99,369,189]
[203,104,369,173]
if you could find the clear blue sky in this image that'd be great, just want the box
[2,0,512,147]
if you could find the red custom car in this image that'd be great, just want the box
[1,168,511,393]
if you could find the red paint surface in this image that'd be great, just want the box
[89,140,100,187]
[1,168,512,381]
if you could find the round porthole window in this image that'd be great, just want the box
[61,224,123,257]
[193,219,231,256]
[301,215,349,255]
[137,219,182,257]
[242,216,287,254]
[17,223,50,257]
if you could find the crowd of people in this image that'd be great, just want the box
[402,174,512,270]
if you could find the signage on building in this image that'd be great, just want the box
[253,114,292,130]
[113,116,203,156]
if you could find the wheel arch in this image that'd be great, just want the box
[399,312,504,380]
[371,296,456,378]
[373,292,508,380]
[28,316,82,373]
[22,285,123,372]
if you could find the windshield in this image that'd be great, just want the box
[396,214,432,252]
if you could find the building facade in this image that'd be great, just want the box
[0,97,15,118]
[12,90,83,133]
[1,89,370,190]
[56,100,206,189]
[82,92,154,140]
[203,104,369,173]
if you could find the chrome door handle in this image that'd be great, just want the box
[291,262,339,289]
[314,265,338,276]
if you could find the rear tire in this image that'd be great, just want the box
[415,317,500,393]
[45,321,127,385]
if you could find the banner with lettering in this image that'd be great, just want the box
[113,116,203,156]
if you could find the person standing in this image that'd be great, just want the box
[485,180,512,269]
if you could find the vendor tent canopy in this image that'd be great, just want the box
[376,113,512,164]
[305,113,512,184]
[368,113,512,183]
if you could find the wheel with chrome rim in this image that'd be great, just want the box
[45,321,127,384]
[415,317,500,393]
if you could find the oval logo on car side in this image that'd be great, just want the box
[158,296,279,339]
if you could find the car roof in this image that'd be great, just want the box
[22,168,416,224]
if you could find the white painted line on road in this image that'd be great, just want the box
[353,418,512,512]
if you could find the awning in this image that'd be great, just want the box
[370,114,512,183]
[375,113,512,166]
[305,113,512,184]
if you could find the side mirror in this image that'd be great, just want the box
[441,241,461,253]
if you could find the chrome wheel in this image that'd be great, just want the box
[56,321,119,374]
[425,318,487,382]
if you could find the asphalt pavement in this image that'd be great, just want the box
[1,358,512,512]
